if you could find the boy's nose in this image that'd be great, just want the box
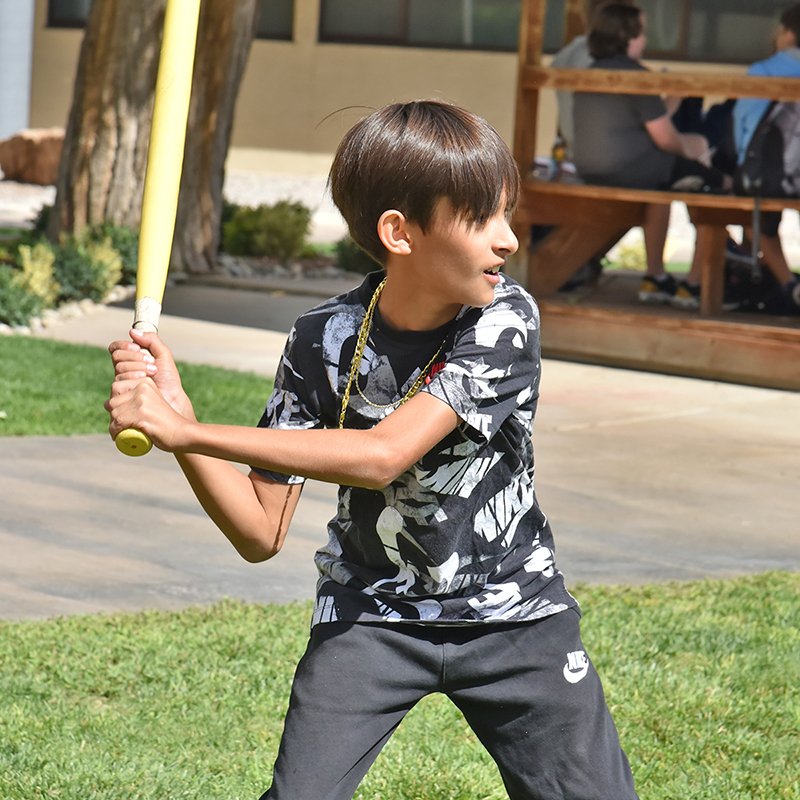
[496,222,519,256]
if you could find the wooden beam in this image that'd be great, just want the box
[522,66,800,100]
[693,225,728,316]
[528,221,632,296]
[521,179,800,212]
[538,302,800,392]
[513,0,546,174]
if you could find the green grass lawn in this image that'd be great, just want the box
[1,572,797,800]
[0,336,273,436]
[2,339,797,798]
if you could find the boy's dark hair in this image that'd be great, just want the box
[780,4,800,43]
[588,4,642,60]
[329,100,520,264]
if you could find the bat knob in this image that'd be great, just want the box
[116,428,153,457]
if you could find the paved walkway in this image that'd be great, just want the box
[2,177,799,621]
[3,285,799,620]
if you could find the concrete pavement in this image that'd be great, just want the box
[2,280,798,621]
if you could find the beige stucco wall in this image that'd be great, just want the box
[29,0,82,132]
[27,0,743,177]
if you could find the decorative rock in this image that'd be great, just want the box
[0,128,64,186]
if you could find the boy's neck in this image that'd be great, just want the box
[377,270,462,332]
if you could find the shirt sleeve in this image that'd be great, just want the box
[421,285,541,442]
[634,92,668,124]
[251,325,323,484]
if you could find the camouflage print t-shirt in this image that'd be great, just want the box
[254,271,576,626]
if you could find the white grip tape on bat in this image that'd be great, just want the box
[133,297,162,333]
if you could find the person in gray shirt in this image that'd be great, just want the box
[572,4,708,305]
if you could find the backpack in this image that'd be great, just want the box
[736,101,800,197]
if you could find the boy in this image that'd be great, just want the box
[733,3,800,312]
[107,100,638,800]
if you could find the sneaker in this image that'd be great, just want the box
[672,280,700,310]
[638,274,677,304]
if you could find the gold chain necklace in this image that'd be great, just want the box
[338,277,447,428]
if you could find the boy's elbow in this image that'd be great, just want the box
[360,441,409,489]
[235,536,283,563]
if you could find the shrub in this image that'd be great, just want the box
[17,241,59,307]
[222,200,311,261]
[335,235,379,275]
[0,265,44,326]
[613,239,647,271]
[221,205,263,257]
[53,233,122,303]
[30,203,52,235]
[87,222,138,285]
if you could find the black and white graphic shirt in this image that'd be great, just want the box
[254,272,576,626]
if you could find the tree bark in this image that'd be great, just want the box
[49,0,260,274]
[172,0,259,273]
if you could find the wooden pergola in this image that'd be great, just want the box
[511,0,800,391]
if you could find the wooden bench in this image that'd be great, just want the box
[507,0,800,391]
[517,180,800,316]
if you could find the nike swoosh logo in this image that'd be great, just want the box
[563,663,589,684]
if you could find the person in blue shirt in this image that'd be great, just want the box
[733,4,800,312]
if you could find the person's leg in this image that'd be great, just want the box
[260,622,438,800]
[643,202,670,276]
[445,611,638,800]
[744,211,800,311]
[757,233,794,284]
[638,202,677,303]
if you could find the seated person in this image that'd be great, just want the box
[552,0,636,160]
[572,3,712,306]
[733,2,800,314]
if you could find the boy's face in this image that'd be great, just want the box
[406,195,518,310]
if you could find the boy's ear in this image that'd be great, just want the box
[377,210,414,256]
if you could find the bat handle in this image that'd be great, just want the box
[114,314,159,457]
[116,428,153,457]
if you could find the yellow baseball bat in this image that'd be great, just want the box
[115,0,202,457]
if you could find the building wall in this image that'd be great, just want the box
[0,0,36,139]
[27,0,742,176]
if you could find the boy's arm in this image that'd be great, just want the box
[107,331,460,490]
[176,452,303,562]
[109,376,458,489]
[108,331,303,561]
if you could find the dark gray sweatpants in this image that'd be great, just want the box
[260,609,638,800]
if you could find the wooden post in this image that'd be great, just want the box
[512,0,546,175]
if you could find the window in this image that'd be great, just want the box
[639,0,786,63]
[256,0,294,41]
[319,0,530,52]
[47,0,91,28]
[48,0,295,40]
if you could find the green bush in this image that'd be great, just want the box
[221,200,311,261]
[0,265,44,326]
[335,235,379,275]
[53,233,122,303]
[87,222,138,286]
[17,241,59,307]
[30,203,52,235]
[221,205,262,256]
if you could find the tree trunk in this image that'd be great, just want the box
[172,0,259,273]
[49,0,259,274]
